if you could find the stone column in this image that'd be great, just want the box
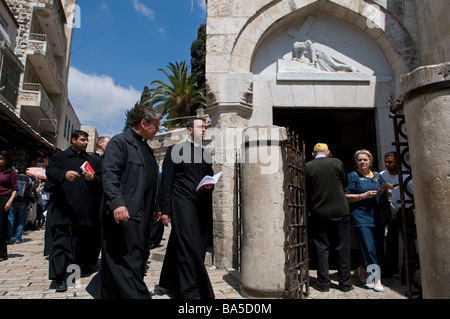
[205,72,253,269]
[400,62,450,299]
[240,126,288,298]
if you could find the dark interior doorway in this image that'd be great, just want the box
[274,107,379,269]
[273,108,380,172]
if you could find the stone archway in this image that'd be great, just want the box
[205,0,421,270]
[229,0,420,78]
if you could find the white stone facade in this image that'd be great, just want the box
[5,0,78,150]
[205,0,450,271]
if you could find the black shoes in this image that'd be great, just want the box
[55,281,68,293]
[341,284,355,292]
[313,282,330,292]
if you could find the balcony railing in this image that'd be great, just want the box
[29,33,61,75]
[34,0,67,53]
[20,82,57,121]
[27,33,63,93]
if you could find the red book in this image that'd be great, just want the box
[80,161,95,174]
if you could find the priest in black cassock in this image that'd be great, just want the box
[93,107,162,299]
[46,130,103,292]
[158,118,215,299]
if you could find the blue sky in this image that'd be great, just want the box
[68,0,207,137]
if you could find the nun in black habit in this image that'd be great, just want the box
[158,118,215,299]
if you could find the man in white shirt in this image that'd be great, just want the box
[380,152,414,279]
[95,136,111,158]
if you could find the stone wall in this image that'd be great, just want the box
[414,0,450,65]
[400,62,450,298]
[205,0,425,269]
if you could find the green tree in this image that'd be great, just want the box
[190,24,206,91]
[147,61,206,128]
[123,86,154,131]
[123,101,141,131]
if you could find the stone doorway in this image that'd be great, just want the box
[273,107,378,267]
[273,108,379,172]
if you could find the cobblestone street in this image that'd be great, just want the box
[0,226,411,300]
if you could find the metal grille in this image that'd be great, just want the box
[390,96,422,299]
[283,130,309,299]
[234,152,242,272]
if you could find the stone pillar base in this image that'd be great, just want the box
[239,126,288,299]
[400,62,450,299]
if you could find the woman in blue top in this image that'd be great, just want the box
[345,149,390,292]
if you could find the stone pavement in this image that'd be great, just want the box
[0,226,412,300]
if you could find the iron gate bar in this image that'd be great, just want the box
[389,105,422,299]
[234,152,242,272]
[283,130,309,299]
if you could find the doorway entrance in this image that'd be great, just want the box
[273,108,379,172]
[274,107,379,269]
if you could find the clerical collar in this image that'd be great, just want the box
[187,138,201,147]
[315,154,327,159]
[131,128,147,142]
[70,147,86,156]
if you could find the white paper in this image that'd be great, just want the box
[196,171,223,191]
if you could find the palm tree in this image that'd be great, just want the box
[146,61,206,127]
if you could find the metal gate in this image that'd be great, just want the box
[233,131,309,298]
[389,95,422,299]
[283,130,309,299]
[234,152,242,272]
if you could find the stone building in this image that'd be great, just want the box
[1,0,79,165]
[196,0,449,299]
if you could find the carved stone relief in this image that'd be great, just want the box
[292,40,357,73]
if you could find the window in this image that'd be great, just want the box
[64,116,67,138]
[67,119,71,141]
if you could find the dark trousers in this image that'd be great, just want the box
[50,225,76,283]
[98,214,151,299]
[148,217,164,249]
[385,212,401,275]
[310,214,352,290]
[385,207,416,278]
[49,224,101,283]
[0,196,10,259]
[354,225,385,271]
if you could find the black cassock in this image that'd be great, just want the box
[90,129,158,299]
[158,140,215,299]
[45,147,102,282]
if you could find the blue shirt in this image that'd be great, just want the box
[344,170,386,227]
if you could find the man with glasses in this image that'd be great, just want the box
[158,118,215,299]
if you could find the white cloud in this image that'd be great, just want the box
[197,0,206,12]
[68,67,141,137]
[100,2,109,12]
[132,0,155,20]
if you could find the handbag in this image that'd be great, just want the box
[374,172,394,225]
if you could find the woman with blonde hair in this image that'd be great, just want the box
[345,149,390,292]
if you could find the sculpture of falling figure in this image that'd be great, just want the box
[293,40,356,73]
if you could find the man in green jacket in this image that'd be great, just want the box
[306,143,353,292]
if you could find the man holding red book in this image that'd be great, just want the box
[46,130,103,292]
